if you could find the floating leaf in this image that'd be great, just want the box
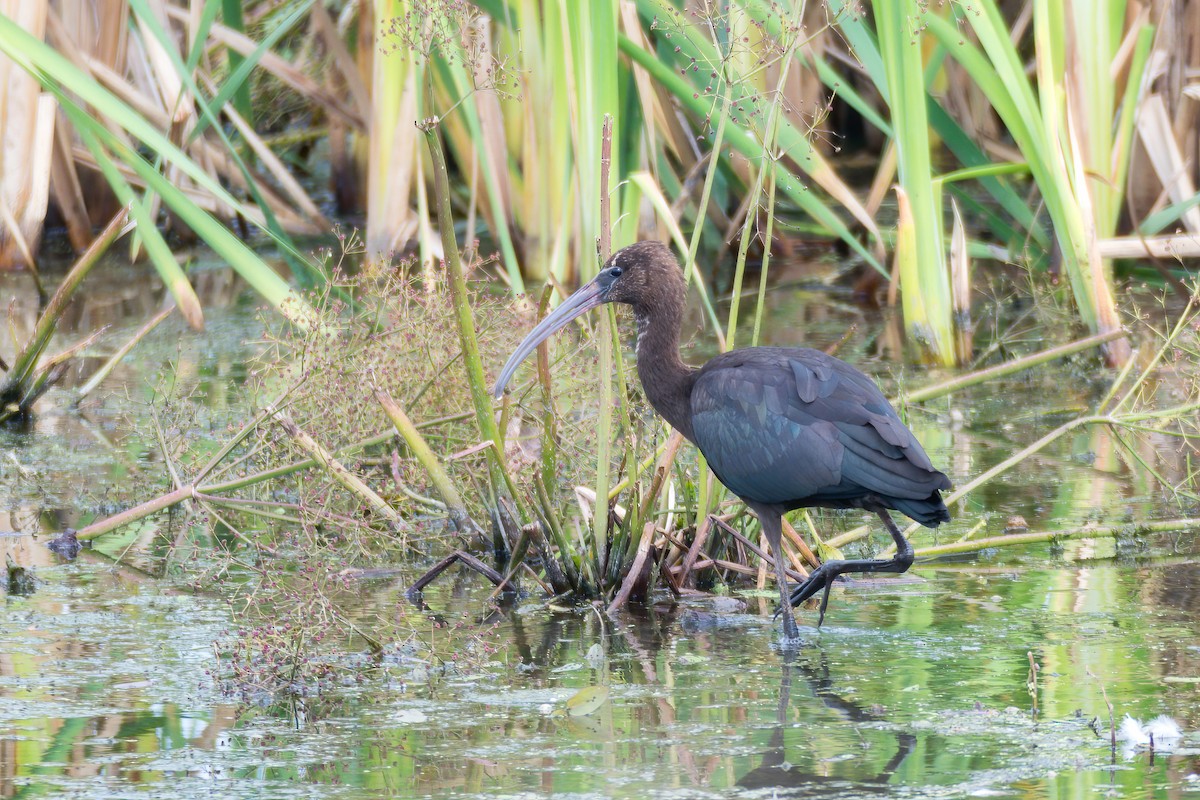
[552,662,585,674]
[585,644,605,668]
[565,685,609,717]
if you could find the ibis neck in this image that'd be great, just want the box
[633,305,697,442]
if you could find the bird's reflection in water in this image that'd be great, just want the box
[736,647,916,796]
[416,598,917,795]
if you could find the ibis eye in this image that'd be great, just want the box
[608,267,623,278]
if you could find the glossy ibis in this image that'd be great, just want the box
[494,241,950,640]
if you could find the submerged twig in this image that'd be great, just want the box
[408,549,505,594]
[902,329,1127,404]
[376,384,478,535]
[75,303,176,401]
[913,517,1200,558]
[74,485,195,542]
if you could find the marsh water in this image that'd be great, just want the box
[2,252,1198,799]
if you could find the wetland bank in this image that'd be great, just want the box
[3,0,1200,797]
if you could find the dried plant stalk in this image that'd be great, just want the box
[376,387,476,535]
[272,410,408,533]
[0,0,51,270]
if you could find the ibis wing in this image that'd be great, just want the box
[689,348,948,507]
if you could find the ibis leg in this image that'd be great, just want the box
[751,504,801,641]
[787,506,914,628]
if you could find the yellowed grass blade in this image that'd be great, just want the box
[0,0,51,269]
[1097,234,1200,258]
[55,0,128,75]
[802,148,881,240]
[362,0,420,255]
[80,51,167,125]
[0,94,56,268]
[0,198,36,269]
[1136,94,1200,233]
[949,198,973,364]
[135,2,190,126]
[23,92,56,248]
[1110,7,1150,83]
[367,65,421,255]
[865,140,897,217]
[1066,101,1131,366]
[272,410,408,535]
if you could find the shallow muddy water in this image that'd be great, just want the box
[4,553,1200,798]
[2,255,1198,798]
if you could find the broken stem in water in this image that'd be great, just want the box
[375,384,477,536]
[901,329,1127,404]
[76,304,176,402]
[271,409,408,534]
[913,517,1200,558]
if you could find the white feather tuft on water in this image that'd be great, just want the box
[1117,714,1183,750]
[1118,715,1148,745]
[1144,715,1183,742]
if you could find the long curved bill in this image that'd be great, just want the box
[493,276,607,397]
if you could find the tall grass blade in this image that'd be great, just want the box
[926,3,1131,365]
[0,11,322,327]
[617,33,883,274]
[219,0,253,125]
[132,0,325,287]
[376,388,476,535]
[875,0,954,364]
[1,209,129,400]
[75,121,204,329]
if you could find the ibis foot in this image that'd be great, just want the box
[776,600,801,643]
[747,502,807,643]
[788,506,914,628]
